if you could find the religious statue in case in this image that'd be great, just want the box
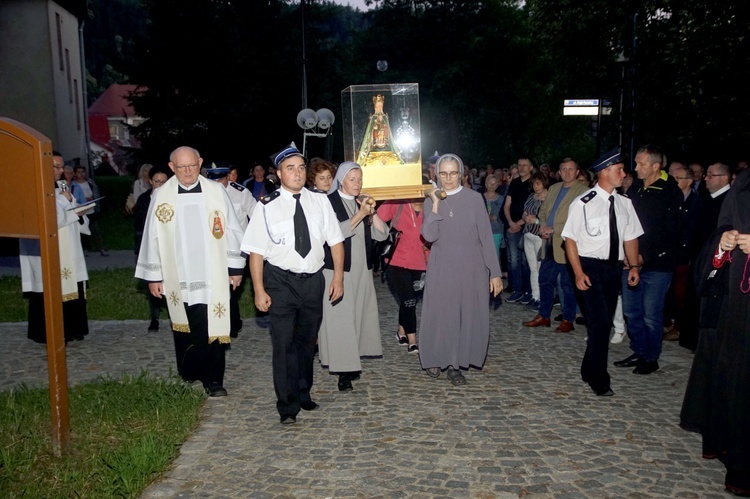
[356,94,404,167]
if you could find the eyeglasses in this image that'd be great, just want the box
[704,173,727,178]
[174,164,199,171]
[438,171,460,178]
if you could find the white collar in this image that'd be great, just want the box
[445,185,463,196]
[178,178,200,190]
[339,191,355,200]
[711,184,730,198]
[593,183,616,198]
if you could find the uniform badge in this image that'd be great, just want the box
[580,191,597,204]
[210,210,226,239]
[155,203,175,223]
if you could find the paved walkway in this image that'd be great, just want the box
[0,255,726,498]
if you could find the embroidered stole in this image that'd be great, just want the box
[155,177,231,343]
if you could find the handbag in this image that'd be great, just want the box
[380,204,405,264]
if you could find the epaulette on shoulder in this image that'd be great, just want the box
[260,190,281,205]
[230,181,246,192]
[580,190,597,204]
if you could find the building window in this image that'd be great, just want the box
[56,13,63,70]
[74,79,81,130]
[65,49,72,103]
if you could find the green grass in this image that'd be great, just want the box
[0,268,258,322]
[0,372,205,498]
[97,176,137,251]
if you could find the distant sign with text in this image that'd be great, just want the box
[564,99,599,106]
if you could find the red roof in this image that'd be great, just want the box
[88,84,142,117]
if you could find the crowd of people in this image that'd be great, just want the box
[19,142,750,496]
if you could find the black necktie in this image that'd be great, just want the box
[608,195,619,263]
[293,194,311,258]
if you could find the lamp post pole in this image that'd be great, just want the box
[300,0,308,110]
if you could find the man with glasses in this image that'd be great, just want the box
[136,146,246,397]
[20,150,90,344]
[694,163,731,249]
[690,162,707,196]
[522,158,588,333]
[614,144,683,375]
[663,164,701,342]
[504,157,534,304]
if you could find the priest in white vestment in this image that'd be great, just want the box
[20,150,89,343]
[135,146,245,397]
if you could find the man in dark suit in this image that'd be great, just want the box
[679,162,732,350]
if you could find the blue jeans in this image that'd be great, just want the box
[621,269,673,362]
[506,230,530,293]
[539,257,577,321]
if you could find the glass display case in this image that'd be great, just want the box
[341,83,425,199]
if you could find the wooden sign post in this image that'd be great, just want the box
[0,117,70,457]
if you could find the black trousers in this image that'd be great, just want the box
[386,265,423,334]
[265,264,324,418]
[577,258,621,392]
[26,282,89,343]
[229,281,244,334]
[172,303,226,387]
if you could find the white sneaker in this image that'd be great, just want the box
[610,330,626,344]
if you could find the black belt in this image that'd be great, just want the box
[580,256,623,267]
[267,263,320,279]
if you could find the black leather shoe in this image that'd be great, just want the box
[350,372,361,381]
[148,320,159,332]
[204,382,227,397]
[593,387,614,397]
[338,375,353,392]
[633,361,659,375]
[614,353,641,367]
[280,415,296,425]
[300,400,319,411]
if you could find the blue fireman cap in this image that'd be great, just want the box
[272,142,306,168]
[590,148,624,173]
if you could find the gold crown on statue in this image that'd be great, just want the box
[373,94,385,104]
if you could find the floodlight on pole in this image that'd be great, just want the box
[296,108,335,157]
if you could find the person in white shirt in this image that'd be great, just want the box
[562,149,643,397]
[243,142,344,425]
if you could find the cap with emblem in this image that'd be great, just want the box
[205,162,229,180]
[590,148,624,173]
[271,142,306,168]
[428,151,440,164]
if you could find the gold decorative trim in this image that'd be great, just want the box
[62,292,78,302]
[61,267,72,280]
[210,335,231,345]
[172,323,190,333]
